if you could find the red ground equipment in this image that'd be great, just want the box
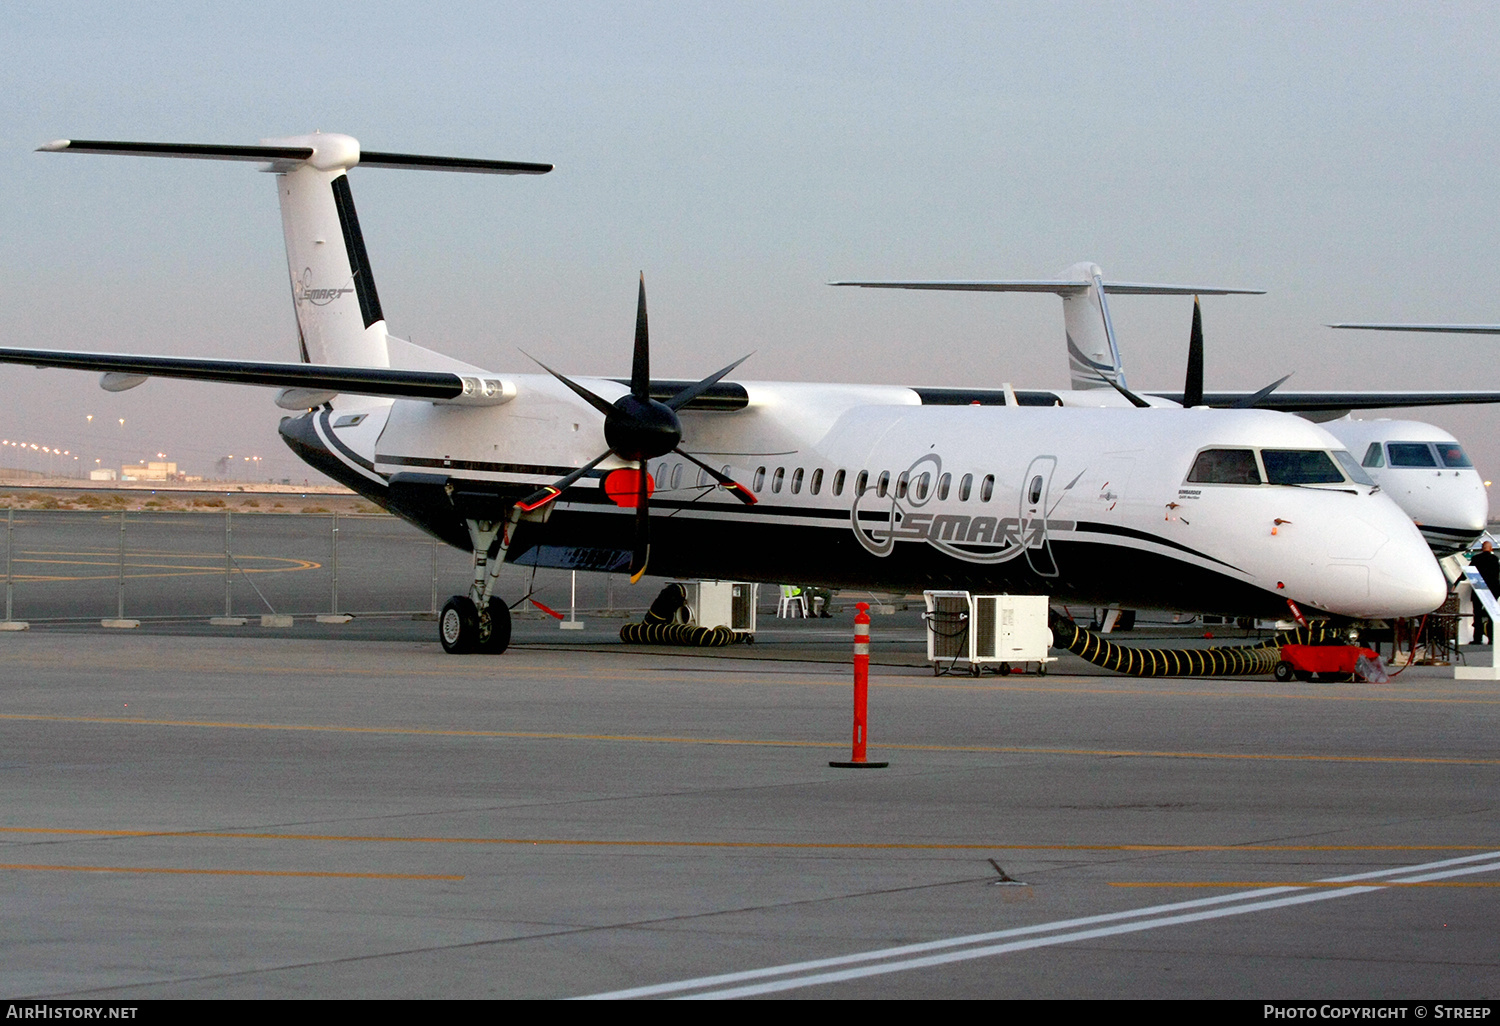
[1275,644,1381,683]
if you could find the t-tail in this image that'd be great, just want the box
[38,134,551,369]
[828,261,1262,393]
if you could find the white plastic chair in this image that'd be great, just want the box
[778,586,809,618]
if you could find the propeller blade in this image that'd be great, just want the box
[674,448,759,505]
[514,450,614,512]
[520,350,618,419]
[1183,296,1204,408]
[1230,372,1294,409]
[630,459,651,582]
[631,273,650,400]
[1092,368,1152,408]
[664,353,754,411]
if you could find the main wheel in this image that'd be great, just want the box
[440,596,480,654]
[1274,660,1295,682]
[478,597,511,654]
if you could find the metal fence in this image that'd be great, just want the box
[0,508,650,623]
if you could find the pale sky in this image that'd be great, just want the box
[2,2,1498,484]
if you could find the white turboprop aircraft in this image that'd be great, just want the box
[0,135,1449,654]
[833,271,1491,555]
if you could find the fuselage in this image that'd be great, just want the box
[281,376,1448,621]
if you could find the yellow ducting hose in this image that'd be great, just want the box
[619,584,752,648]
[1049,612,1338,677]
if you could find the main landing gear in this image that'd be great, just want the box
[440,595,511,654]
[439,511,521,655]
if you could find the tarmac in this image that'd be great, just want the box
[2,613,1498,999]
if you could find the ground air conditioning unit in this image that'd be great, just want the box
[923,591,1053,676]
[686,581,757,636]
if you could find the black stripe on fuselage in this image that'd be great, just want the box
[317,408,377,471]
[506,505,1289,617]
[376,453,600,477]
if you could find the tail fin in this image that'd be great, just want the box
[269,135,388,367]
[1056,262,1124,391]
[38,134,551,368]
[828,263,1262,391]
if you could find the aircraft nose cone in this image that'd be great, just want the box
[1366,529,1449,618]
[1318,508,1448,619]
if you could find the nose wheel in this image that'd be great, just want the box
[440,596,511,654]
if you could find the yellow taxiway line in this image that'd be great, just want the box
[0,827,1493,854]
[1,712,1496,766]
[0,862,460,880]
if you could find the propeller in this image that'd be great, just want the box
[1229,372,1293,409]
[518,274,756,582]
[1183,296,1204,408]
[1177,295,1291,410]
[1092,367,1152,408]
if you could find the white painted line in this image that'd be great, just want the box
[576,850,1500,1000]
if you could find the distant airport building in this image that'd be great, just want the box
[120,461,181,482]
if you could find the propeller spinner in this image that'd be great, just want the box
[519,275,757,581]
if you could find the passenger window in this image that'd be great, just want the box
[877,471,890,498]
[1387,443,1438,468]
[753,466,766,491]
[915,472,930,500]
[855,470,868,495]
[1438,444,1473,468]
[791,468,803,494]
[1028,475,1043,504]
[1261,449,1344,485]
[810,468,823,495]
[1187,448,1261,485]
[896,471,909,499]
[1361,443,1385,468]
[696,467,708,488]
[772,467,785,493]
[670,463,682,489]
[1333,450,1376,486]
[981,474,995,502]
[959,474,973,501]
[937,473,951,500]
[833,469,846,496]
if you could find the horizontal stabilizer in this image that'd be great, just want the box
[38,138,552,175]
[829,280,1263,295]
[1328,323,1500,334]
[0,347,514,406]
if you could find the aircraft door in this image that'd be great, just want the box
[1021,455,1059,577]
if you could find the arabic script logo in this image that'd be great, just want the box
[294,267,355,306]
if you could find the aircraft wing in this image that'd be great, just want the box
[0,346,512,406]
[1328,324,1500,334]
[829,280,1264,295]
[1149,390,1500,413]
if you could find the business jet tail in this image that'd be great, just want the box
[829,262,1262,391]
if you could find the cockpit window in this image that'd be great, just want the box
[1361,442,1385,468]
[1333,450,1375,487]
[1437,443,1473,468]
[1186,448,1261,485]
[1387,442,1438,468]
[1262,449,1344,485]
